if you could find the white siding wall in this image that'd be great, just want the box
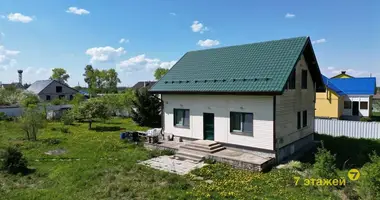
[275,55,315,149]
[162,94,274,150]
[343,96,370,117]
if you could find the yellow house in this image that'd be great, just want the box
[316,72,377,119]
[330,71,353,79]
[315,76,344,118]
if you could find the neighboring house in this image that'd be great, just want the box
[0,82,23,89]
[132,81,156,90]
[27,80,78,101]
[150,36,325,162]
[330,71,353,79]
[315,74,377,119]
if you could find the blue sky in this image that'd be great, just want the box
[0,0,379,87]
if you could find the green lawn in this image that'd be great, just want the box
[0,118,352,199]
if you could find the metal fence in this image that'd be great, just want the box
[0,105,72,117]
[315,118,380,139]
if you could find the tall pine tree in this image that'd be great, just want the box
[131,88,161,127]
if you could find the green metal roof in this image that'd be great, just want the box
[150,36,321,94]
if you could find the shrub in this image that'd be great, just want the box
[0,112,7,121]
[20,92,40,108]
[51,98,67,105]
[0,146,28,174]
[20,108,46,141]
[61,110,75,125]
[204,158,216,164]
[312,148,338,180]
[357,152,380,199]
[148,149,175,158]
[42,138,61,145]
[360,117,372,122]
[60,126,70,134]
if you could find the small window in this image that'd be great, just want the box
[360,102,368,110]
[46,95,51,101]
[56,86,62,93]
[301,70,308,89]
[230,112,253,135]
[297,112,301,129]
[69,95,73,100]
[344,101,351,109]
[288,69,296,89]
[303,110,307,127]
[174,109,190,128]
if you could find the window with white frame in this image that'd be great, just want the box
[230,112,253,136]
[360,102,368,109]
[174,109,190,128]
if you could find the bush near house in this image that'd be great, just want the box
[0,146,29,174]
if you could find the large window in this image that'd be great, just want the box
[360,102,368,110]
[174,109,190,128]
[230,112,253,135]
[301,70,308,89]
[56,86,62,93]
[302,110,307,127]
[288,69,296,89]
[344,101,351,109]
[297,112,301,129]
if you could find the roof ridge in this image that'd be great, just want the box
[187,36,309,53]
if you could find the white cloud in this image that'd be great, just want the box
[321,66,375,77]
[191,21,209,33]
[66,7,90,15]
[7,13,33,23]
[119,38,129,44]
[118,54,176,72]
[0,46,20,71]
[24,67,50,75]
[197,39,220,47]
[169,12,176,16]
[285,13,296,18]
[85,46,126,63]
[312,38,327,44]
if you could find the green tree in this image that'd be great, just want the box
[0,88,23,106]
[131,88,161,127]
[77,98,110,129]
[83,66,121,95]
[50,68,70,83]
[20,92,40,108]
[154,67,169,80]
[83,65,97,97]
[105,69,120,93]
[20,108,46,141]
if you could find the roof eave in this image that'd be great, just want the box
[148,90,281,95]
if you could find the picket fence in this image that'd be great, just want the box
[315,118,380,139]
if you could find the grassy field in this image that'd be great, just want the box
[1,118,374,199]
